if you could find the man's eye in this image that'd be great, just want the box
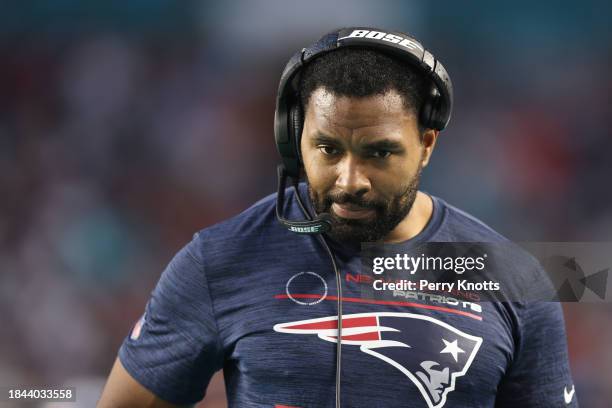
[319,146,340,156]
[371,150,391,159]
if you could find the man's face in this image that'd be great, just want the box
[301,87,437,243]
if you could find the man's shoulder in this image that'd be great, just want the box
[432,196,556,301]
[188,187,304,258]
[199,190,281,240]
[432,195,508,243]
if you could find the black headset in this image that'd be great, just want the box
[274,26,454,179]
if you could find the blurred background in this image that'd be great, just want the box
[0,0,610,407]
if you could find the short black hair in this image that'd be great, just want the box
[299,46,430,131]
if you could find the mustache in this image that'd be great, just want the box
[324,191,384,210]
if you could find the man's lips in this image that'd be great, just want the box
[331,203,375,220]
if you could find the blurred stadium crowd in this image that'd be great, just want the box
[0,1,611,407]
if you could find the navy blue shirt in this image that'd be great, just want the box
[119,186,577,407]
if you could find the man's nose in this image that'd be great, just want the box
[335,155,371,197]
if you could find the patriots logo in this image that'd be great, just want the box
[273,312,482,408]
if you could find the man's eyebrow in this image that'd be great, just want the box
[311,132,340,144]
[310,132,405,151]
[362,139,404,151]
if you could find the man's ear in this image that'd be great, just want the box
[420,129,439,167]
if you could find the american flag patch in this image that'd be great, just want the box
[130,313,146,340]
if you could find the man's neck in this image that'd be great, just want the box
[383,191,433,243]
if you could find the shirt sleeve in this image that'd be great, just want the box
[495,301,578,407]
[118,234,223,405]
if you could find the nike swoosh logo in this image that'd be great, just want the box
[564,385,575,404]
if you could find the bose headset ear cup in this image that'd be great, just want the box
[419,86,441,130]
[420,101,433,130]
[291,104,304,167]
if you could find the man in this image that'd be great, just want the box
[98,27,577,407]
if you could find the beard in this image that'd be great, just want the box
[308,163,423,244]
